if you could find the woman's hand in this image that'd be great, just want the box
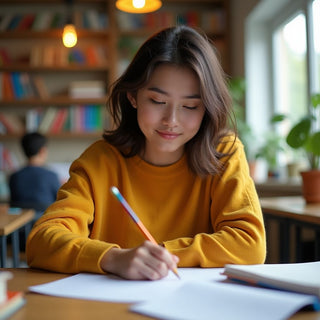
[100,241,179,280]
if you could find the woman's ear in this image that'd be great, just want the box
[127,92,137,108]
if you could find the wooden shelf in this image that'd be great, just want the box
[0,29,110,39]
[0,96,107,107]
[0,131,103,139]
[0,64,109,72]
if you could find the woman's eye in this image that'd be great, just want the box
[150,99,165,105]
[183,106,197,110]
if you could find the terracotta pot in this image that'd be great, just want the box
[300,170,320,203]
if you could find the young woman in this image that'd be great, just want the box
[26,26,266,280]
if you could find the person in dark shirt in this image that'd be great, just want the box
[9,132,60,218]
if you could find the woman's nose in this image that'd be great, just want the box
[162,106,178,126]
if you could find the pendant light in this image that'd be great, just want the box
[62,0,77,48]
[115,0,162,14]
[62,24,77,48]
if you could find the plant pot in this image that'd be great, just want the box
[300,170,320,203]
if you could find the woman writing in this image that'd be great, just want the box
[27,25,266,280]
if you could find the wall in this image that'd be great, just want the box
[230,0,260,77]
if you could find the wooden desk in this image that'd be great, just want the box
[2,268,319,320]
[260,196,320,263]
[0,205,35,268]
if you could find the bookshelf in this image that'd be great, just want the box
[0,0,114,140]
[116,0,230,77]
[0,0,230,171]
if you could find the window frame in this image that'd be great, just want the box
[245,0,318,146]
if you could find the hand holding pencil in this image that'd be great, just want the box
[110,186,180,280]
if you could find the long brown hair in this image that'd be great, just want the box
[103,25,235,176]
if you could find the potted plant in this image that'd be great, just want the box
[286,93,320,203]
[255,114,286,179]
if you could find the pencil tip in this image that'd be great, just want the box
[173,269,180,279]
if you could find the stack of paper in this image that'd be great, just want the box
[28,263,320,320]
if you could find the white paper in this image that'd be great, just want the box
[28,268,226,303]
[131,281,319,320]
[28,267,319,320]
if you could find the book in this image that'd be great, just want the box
[7,14,23,31]
[33,76,49,99]
[0,291,25,319]
[10,72,24,99]
[2,72,14,99]
[223,261,320,298]
[0,14,13,31]
[16,14,36,31]
[0,48,11,65]
[38,107,57,133]
[69,80,105,99]
[49,108,68,133]
[0,113,24,134]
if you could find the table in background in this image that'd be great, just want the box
[2,268,320,320]
[0,205,35,268]
[260,196,320,263]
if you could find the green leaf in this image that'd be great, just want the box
[286,118,311,148]
[311,93,320,109]
[310,132,320,156]
[271,114,286,123]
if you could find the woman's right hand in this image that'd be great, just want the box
[100,240,179,280]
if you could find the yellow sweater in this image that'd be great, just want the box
[26,137,266,274]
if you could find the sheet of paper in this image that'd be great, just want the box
[131,281,319,320]
[28,268,226,303]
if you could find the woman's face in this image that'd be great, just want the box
[127,64,205,166]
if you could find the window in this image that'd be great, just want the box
[312,0,320,91]
[245,0,319,179]
[273,13,308,123]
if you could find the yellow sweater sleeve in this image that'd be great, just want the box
[164,138,266,267]
[26,141,122,274]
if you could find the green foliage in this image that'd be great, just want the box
[228,77,256,161]
[255,116,286,171]
[286,93,320,169]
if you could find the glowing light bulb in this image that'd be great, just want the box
[133,0,145,9]
[62,24,77,48]
[115,0,162,13]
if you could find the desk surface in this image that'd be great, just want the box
[2,268,320,320]
[0,205,35,236]
[260,196,320,225]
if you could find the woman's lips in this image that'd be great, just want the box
[156,130,181,139]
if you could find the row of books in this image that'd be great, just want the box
[0,45,108,68]
[0,105,106,135]
[0,10,108,32]
[116,10,226,32]
[0,72,49,100]
[32,105,106,134]
[30,45,108,67]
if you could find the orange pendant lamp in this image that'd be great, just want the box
[116,0,162,14]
